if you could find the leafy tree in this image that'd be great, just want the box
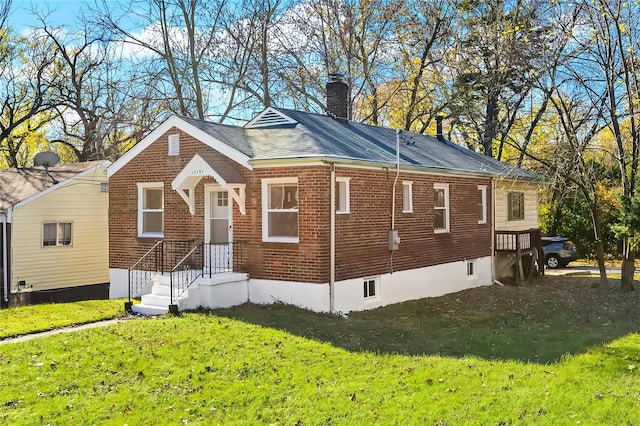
[448,0,550,157]
[0,28,59,168]
[40,18,155,161]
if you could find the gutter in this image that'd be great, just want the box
[249,156,513,180]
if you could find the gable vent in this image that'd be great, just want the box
[168,134,180,156]
[246,107,297,128]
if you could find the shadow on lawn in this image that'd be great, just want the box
[213,275,640,364]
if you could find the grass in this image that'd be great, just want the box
[0,276,639,424]
[0,300,124,339]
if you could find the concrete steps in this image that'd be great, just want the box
[131,274,185,316]
[130,272,249,315]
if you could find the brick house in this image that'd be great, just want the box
[107,77,539,314]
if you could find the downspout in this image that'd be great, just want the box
[390,129,401,273]
[491,178,497,285]
[2,213,9,303]
[330,163,336,313]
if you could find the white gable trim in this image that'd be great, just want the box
[107,115,252,178]
[245,107,297,128]
[7,161,110,223]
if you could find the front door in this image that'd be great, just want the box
[205,186,232,273]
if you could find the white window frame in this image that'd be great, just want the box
[478,185,487,224]
[42,222,73,247]
[336,177,350,214]
[137,182,164,238]
[363,278,378,300]
[434,183,450,233]
[402,181,413,213]
[507,191,525,221]
[262,177,299,243]
[466,259,477,278]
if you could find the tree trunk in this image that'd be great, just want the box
[621,238,635,292]
[594,239,607,287]
[590,203,608,287]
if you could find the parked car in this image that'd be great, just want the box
[541,236,578,269]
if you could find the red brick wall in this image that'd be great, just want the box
[109,128,250,269]
[333,168,492,281]
[109,130,331,283]
[109,127,492,284]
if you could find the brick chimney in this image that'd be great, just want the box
[326,73,350,120]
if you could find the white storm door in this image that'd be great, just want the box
[205,187,232,273]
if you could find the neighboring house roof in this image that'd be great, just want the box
[0,161,107,213]
[108,108,538,181]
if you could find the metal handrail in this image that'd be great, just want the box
[169,243,203,306]
[129,240,163,272]
[127,240,164,302]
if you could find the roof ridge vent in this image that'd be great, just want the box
[246,107,297,128]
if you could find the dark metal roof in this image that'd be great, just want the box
[179,110,537,180]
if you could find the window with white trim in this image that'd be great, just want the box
[262,178,299,243]
[507,191,525,221]
[42,222,72,247]
[466,260,476,277]
[434,183,450,233]
[138,183,164,237]
[478,185,487,224]
[336,177,350,214]
[363,278,377,299]
[402,181,413,213]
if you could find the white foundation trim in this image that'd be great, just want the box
[111,257,492,313]
[109,268,129,299]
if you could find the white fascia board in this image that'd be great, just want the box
[250,156,496,179]
[11,160,110,213]
[107,115,252,177]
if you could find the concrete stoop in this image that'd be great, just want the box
[131,272,249,316]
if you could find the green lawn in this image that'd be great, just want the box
[0,299,124,339]
[0,276,639,424]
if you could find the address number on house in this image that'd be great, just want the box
[191,169,206,175]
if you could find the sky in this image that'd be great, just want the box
[9,1,106,33]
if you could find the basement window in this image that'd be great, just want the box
[363,278,378,299]
[466,260,476,278]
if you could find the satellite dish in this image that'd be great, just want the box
[34,152,60,168]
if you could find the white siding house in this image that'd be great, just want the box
[0,161,110,306]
